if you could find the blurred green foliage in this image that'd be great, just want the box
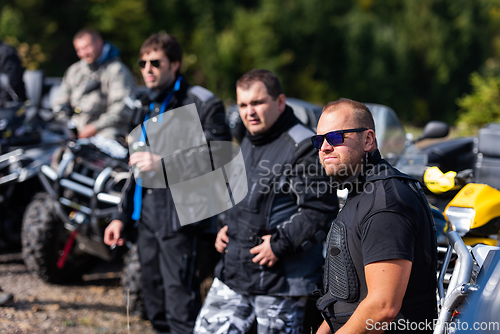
[456,0,500,134]
[0,0,498,127]
[457,72,500,135]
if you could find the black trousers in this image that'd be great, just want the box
[137,222,201,334]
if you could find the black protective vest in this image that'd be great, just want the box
[317,152,437,331]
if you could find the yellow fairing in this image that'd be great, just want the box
[462,237,499,246]
[445,183,500,229]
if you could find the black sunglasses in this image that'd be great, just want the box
[311,128,368,149]
[137,59,161,69]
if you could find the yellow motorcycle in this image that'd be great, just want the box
[424,166,500,246]
[426,166,500,334]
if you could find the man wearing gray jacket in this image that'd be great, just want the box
[53,28,135,139]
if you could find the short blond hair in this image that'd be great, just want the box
[323,98,375,131]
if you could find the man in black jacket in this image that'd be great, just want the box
[103,33,231,334]
[194,69,339,334]
[0,40,24,306]
[0,40,26,104]
[313,98,437,334]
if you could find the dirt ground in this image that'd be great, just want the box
[0,241,322,334]
[0,245,155,334]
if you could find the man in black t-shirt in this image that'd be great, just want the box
[312,98,437,334]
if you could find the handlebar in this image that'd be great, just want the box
[434,231,477,334]
[424,167,474,195]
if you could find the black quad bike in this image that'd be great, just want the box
[20,91,147,315]
[20,128,131,283]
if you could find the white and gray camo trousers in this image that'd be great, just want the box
[194,278,307,334]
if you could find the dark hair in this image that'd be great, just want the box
[323,98,375,131]
[236,69,283,100]
[73,28,102,42]
[140,33,183,74]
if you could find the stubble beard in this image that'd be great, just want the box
[322,154,365,181]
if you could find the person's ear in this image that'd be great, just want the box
[364,129,377,152]
[277,94,286,113]
[170,61,181,74]
[96,37,104,51]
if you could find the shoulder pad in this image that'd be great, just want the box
[188,85,215,103]
[287,123,315,145]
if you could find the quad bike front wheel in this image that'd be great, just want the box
[21,192,94,283]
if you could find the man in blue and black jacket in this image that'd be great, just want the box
[104,33,231,334]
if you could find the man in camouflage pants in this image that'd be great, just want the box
[197,277,308,333]
[194,69,339,334]
[53,28,135,139]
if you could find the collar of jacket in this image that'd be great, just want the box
[89,42,120,70]
[246,105,299,146]
[133,76,187,128]
[146,75,188,106]
[334,149,382,195]
[335,149,419,198]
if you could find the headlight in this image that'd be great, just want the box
[445,206,475,236]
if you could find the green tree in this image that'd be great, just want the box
[457,72,500,135]
[0,0,492,127]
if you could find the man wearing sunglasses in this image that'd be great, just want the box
[53,28,135,139]
[193,69,339,334]
[104,33,231,334]
[314,99,437,334]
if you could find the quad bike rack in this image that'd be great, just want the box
[37,145,128,262]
